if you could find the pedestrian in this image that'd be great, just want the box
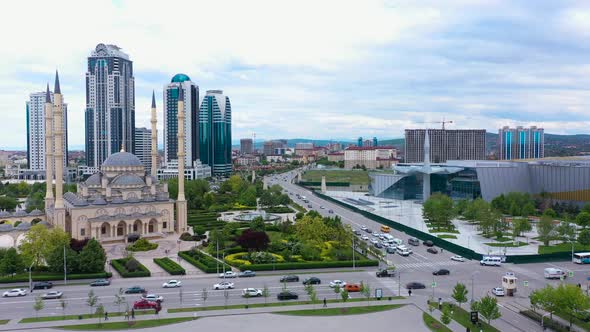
[124,311,129,320]
[323,298,327,307]
[131,308,135,319]
[408,289,412,297]
[104,311,108,321]
[440,248,443,253]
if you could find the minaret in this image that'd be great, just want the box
[44,84,54,210]
[150,91,158,178]
[423,129,431,201]
[53,71,66,229]
[176,87,187,233]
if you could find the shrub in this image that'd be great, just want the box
[125,257,140,272]
[179,249,230,273]
[126,238,158,252]
[179,232,204,241]
[264,206,293,214]
[153,257,186,275]
[111,258,150,278]
[0,272,111,283]
[238,259,378,271]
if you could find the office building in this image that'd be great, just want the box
[344,146,397,169]
[157,159,211,181]
[498,126,544,160]
[85,43,135,168]
[134,127,152,171]
[295,142,314,150]
[240,138,253,154]
[164,74,199,167]
[26,90,68,171]
[405,129,486,163]
[264,140,286,156]
[199,90,232,176]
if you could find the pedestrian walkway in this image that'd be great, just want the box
[395,260,464,271]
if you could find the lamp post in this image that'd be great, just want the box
[352,233,356,270]
[63,245,67,285]
[28,262,34,291]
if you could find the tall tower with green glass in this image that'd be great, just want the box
[199,90,232,176]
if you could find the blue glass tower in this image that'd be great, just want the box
[199,90,232,176]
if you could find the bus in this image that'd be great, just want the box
[380,225,391,233]
[573,252,590,264]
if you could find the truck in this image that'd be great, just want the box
[376,267,396,278]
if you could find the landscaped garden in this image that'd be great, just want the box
[153,257,186,275]
[126,238,158,251]
[302,170,370,186]
[110,257,150,278]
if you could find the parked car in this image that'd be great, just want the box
[277,290,299,300]
[328,209,334,214]
[406,282,426,290]
[361,235,369,241]
[360,225,368,232]
[41,291,63,300]
[3,289,27,297]
[90,279,111,287]
[133,299,161,310]
[376,268,396,277]
[242,288,262,297]
[450,255,465,262]
[142,294,164,302]
[320,206,325,209]
[162,280,182,288]
[33,282,53,290]
[280,275,300,282]
[238,270,257,278]
[125,286,146,294]
[219,271,238,278]
[329,280,347,288]
[344,284,361,292]
[408,238,420,246]
[386,247,397,254]
[307,204,312,208]
[353,230,361,236]
[302,277,321,285]
[491,287,505,296]
[423,240,434,247]
[366,228,373,233]
[427,247,439,254]
[433,269,450,276]
[374,242,383,249]
[213,281,234,290]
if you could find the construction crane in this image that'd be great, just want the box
[418,118,454,130]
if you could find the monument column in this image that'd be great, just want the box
[175,87,188,233]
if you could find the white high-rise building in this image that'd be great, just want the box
[134,127,152,171]
[26,90,68,171]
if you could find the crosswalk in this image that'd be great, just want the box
[392,260,465,271]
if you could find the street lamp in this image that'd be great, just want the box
[352,232,356,270]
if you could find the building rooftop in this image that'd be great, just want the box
[346,146,395,151]
[102,152,143,168]
[171,73,191,83]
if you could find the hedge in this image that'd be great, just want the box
[153,258,186,275]
[264,206,293,214]
[111,258,151,278]
[520,310,569,332]
[237,259,378,271]
[178,250,230,273]
[0,272,112,284]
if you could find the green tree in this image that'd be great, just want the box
[453,199,470,216]
[543,208,557,218]
[451,283,468,308]
[239,186,257,207]
[0,196,18,210]
[529,285,559,319]
[473,296,501,324]
[512,217,532,238]
[249,217,266,232]
[46,245,78,274]
[537,215,556,246]
[95,304,105,326]
[575,211,590,229]
[86,290,98,315]
[0,247,23,276]
[555,283,590,329]
[556,221,576,243]
[578,229,590,246]
[78,239,107,273]
[340,288,349,302]
[19,225,70,267]
[422,193,455,231]
[441,305,452,325]
[33,295,44,318]
[464,198,488,222]
[521,202,536,217]
[360,281,371,306]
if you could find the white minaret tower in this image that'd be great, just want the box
[44,84,54,210]
[53,71,66,229]
[150,91,158,178]
[422,129,431,201]
[176,88,187,233]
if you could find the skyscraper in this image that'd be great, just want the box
[85,43,135,167]
[199,90,232,176]
[163,74,199,167]
[405,129,486,163]
[26,89,68,171]
[240,138,253,154]
[498,126,544,160]
[134,127,152,171]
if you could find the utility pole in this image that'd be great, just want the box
[398,270,401,296]
[352,233,356,270]
[216,240,219,274]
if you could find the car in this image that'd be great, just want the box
[242,288,262,297]
[505,272,516,277]
[238,270,257,278]
[162,280,182,288]
[423,240,434,247]
[328,209,334,214]
[491,287,505,296]
[450,255,465,262]
[427,247,438,254]
[90,279,111,287]
[133,299,161,310]
[302,277,321,285]
[125,286,146,294]
[376,268,396,277]
[277,290,299,300]
[386,247,396,254]
[41,291,63,300]
[366,228,373,233]
[360,225,368,231]
[406,282,426,290]
[433,269,450,276]
[32,281,53,290]
[3,289,27,297]
[374,242,383,249]
[307,204,312,208]
[142,294,164,302]
[361,235,369,241]
[280,275,300,282]
[219,271,238,278]
[353,230,361,236]
[370,239,379,245]
[329,280,346,288]
[320,206,325,209]
[344,284,361,292]
[213,281,235,290]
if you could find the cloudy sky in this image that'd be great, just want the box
[1,0,590,149]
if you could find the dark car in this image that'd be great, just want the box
[32,282,53,290]
[376,268,395,278]
[353,230,361,236]
[280,275,299,282]
[427,248,439,254]
[302,277,321,285]
[406,282,426,289]
[386,247,396,254]
[307,204,312,208]
[374,242,383,249]
[277,291,299,300]
[423,240,434,247]
[366,228,373,233]
[125,286,146,294]
[238,270,256,278]
[90,279,111,287]
[433,269,450,276]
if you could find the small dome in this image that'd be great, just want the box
[111,197,125,204]
[38,221,50,226]
[85,173,102,186]
[16,222,31,230]
[111,174,145,187]
[171,73,191,83]
[29,209,43,216]
[92,197,107,205]
[0,211,11,218]
[12,210,27,217]
[0,224,13,232]
[102,152,143,168]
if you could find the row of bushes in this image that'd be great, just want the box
[520,310,569,332]
[153,257,186,275]
[126,238,158,252]
[264,206,294,214]
[111,257,151,278]
[237,259,378,271]
[179,250,230,273]
[0,272,112,283]
[180,232,206,242]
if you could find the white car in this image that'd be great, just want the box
[41,291,63,300]
[360,225,368,231]
[361,235,369,241]
[491,287,505,296]
[213,281,235,290]
[329,280,347,288]
[219,271,238,278]
[450,255,465,262]
[162,280,182,288]
[242,288,262,297]
[142,294,164,302]
[320,206,325,209]
[370,239,379,245]
[3,289,27,297]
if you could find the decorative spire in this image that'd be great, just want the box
[151,90,156,108]
[121,143,125,152]
[54,70,61,94]
[178,87,184,100]
[45,84,51,103]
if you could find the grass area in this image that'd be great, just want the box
[428,229,460,234]
[437,234,457,239]
[59,317,193,330]
[485,241,528,247]
[302,170,370,185]
[20,310,155,323]
[0,320,8,325]
[276,304,404,316]
[423,312,452,332]
[538,242,590,254]
[168,296,405,313]
[430,302,500,332]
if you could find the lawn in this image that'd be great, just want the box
[538,242,590,254]
[20,310,155,323]
[485,241,528,247]
[276,304,404,316]
[59,317,193,330]
[423,312,452,332]
[302,170,370,185]
[0,320,8,325]
[437,234,457,239]
[431,303,500,332]
[428,229,460,234]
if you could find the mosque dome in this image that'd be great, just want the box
[171,73,191,83]
[102,152,143,168]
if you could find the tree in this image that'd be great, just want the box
[304,284,317,307]
[333,284,340,299]
[555,283,590,329]
[556,221,576,243]
[249,217,266,232]
[95,304,105,326]
[19,225,70,267]
[529,285,559,319]
[578,229,590,246]
[441,305,452,325]
[78,239,107,273]
[360,281,371,306]
[512,217,532,238]
[262,284,270,306]
[340,288,349,302]
[537,215,556,246]
[113,288,126,313]
[473,296,501,324]
[86,290,98,315]
[422,193,455,231]
[0,196,18,211]
[0,247,23,276]
[575,212,590,229]
[236,229,270,251]
[46,245,78,274]
[543,208,557,218]
[451,283,468,308]
[33,295,44,318]
[463,198,488,222]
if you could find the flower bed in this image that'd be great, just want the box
[153,257,186,275]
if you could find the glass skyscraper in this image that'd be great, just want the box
[199,90,232,176]
[498,126,544,160]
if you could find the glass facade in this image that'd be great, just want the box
[199,91,232,176]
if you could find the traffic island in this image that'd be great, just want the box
[58,317,194,331]
[274,304,404,316]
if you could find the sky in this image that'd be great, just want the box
[1,0,590,150]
